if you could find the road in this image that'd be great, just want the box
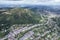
[19,31,34,40]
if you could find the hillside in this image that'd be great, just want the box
[0,7,60,40]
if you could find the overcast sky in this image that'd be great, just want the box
[0,0,60,5]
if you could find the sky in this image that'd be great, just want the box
[0,0,60,5]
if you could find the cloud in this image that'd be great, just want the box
[0,0,60,5]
